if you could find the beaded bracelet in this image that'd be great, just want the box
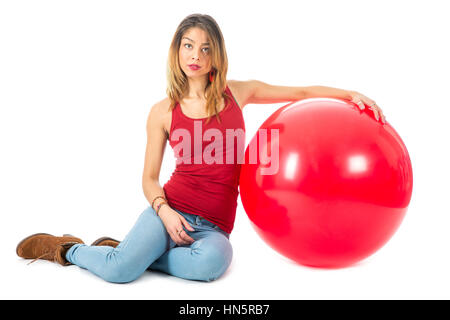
[151,195,167,211]
[156,201,168,216]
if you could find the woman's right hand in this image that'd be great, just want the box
[158,206,195,246]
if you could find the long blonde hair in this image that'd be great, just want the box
[166,14,232,124]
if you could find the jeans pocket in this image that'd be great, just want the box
[176,210,196,225]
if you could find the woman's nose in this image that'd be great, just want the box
[191,49,202,61]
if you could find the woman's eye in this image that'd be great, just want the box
[183,43,209,54]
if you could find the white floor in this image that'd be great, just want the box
[3,196,449,300]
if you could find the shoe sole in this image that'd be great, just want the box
[16,233,52,256]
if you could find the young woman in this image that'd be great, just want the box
[16,14,386,283]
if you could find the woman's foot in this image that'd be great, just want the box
[16,233,84,266]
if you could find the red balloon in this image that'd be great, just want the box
[239,98,413,268]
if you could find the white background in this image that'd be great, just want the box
[1,0,449,299]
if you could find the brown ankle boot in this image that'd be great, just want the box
[91,236,120,248]
[16,233,84,266]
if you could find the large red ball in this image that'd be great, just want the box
[239,98,413,268]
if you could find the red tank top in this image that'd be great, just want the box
[163,85,245,233]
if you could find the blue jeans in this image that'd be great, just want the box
[65,206,233,283]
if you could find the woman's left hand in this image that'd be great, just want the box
[349,91,386,124]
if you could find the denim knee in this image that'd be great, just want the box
[98,261,135,283]
[193,236,233,282]
[99,260,142,284]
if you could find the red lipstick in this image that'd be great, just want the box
[188,64,201,70]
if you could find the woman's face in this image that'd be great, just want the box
[179,27,212,80]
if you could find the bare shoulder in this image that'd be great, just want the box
[227,79,256,110]
[149,97,172,139]
[152,97,171,114]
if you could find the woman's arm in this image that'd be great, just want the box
[302,85,385,123]
[142,102,195,245]
[142,102,168,211]
[229,79,385,123]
